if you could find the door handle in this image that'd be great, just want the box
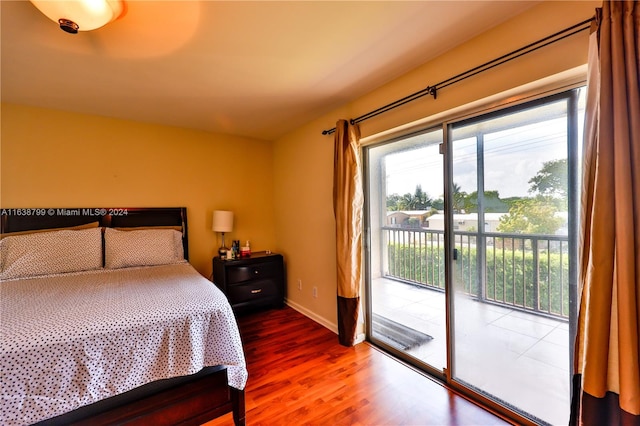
[453,248,458,260]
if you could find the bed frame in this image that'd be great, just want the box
[1,207,245,426]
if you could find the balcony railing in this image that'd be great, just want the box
[383,226,570,319]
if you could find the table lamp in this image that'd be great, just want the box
[212,210,233,257]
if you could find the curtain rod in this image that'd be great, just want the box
[322,17,594,136]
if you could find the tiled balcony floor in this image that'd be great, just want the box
[371,277,570,426]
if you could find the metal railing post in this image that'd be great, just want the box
[381,226,569,319]
[532,237,540,312]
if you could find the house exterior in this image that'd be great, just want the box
[387,210,433,228]
[424,212,507,232]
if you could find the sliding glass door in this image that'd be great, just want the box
[448,91,581,425]
[366,128,446,375]
[365,88,583,425]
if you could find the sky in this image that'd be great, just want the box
[384,121,567,200]
[383,93,585,200]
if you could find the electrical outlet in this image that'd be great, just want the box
[297,279,302,290]
[313,286,318,298]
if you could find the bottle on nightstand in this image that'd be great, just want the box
[240,240,251,257]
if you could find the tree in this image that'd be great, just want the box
[497,159,569,235]
[528,159,567,200]
[386,194,403,211]
[412,185,432,210]
[425,183,474,212]
[407,217,421,228]
[431,197,444,210]
[386,185,433,211]
[452,183,468,213]
[463,190,509,213]
[497,197,564,234]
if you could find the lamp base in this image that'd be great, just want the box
[218,232,229,258]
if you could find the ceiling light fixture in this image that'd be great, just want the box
[29,0,124,34]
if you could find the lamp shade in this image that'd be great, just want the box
[212,211,233,233]
[29,0,124,32]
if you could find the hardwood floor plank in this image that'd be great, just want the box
[204,306,511,426]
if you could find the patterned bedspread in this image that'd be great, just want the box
[0,263,247,426]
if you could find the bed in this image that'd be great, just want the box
[0,208,247,426]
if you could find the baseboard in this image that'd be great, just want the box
[285,299,338,335]
[284,300,367,345]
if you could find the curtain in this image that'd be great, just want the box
[333,119,363,347]
[571,1,640,425]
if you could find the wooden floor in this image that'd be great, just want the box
[204,306,511,426]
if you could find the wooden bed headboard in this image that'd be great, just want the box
[0,207,189,260]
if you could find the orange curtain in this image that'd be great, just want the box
[333,119,363,347]
[571,1,640,425]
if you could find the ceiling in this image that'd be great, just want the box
[1,1,539,141]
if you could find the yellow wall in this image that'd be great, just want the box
[273,1,599,330]
[0,104,277,277]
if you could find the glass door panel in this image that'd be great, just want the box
[366,128,446,372]
[449,95,577,425]
[365,88,583,426]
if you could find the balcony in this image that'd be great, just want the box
[371,226,572,425]
[383,226,570,319]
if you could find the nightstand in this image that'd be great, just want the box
[213,251,285,312]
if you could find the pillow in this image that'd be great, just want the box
[0,227,103,280]
[0,221,100,239]
[104,228,184,269]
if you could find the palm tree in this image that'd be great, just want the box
[452,182,467,213]
[413,185,432,210]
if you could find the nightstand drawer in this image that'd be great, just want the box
[227,262,279,284]
[213,252,284,313]
[227,280,279,304]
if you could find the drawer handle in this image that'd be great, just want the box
[251,289,262,294]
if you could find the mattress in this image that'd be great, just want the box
[0,263,247,426]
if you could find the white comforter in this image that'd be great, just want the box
[0,263,247,426]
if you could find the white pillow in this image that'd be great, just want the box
[104,228,184,269]
[0,228,103,280]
